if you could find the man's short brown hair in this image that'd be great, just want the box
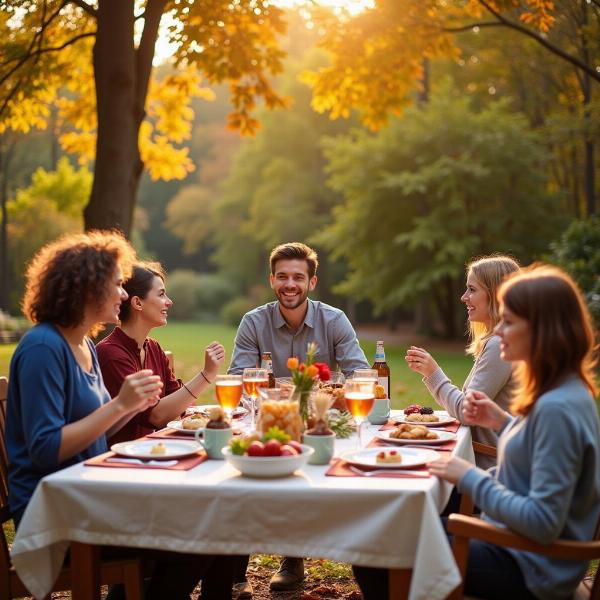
[269,242,319,279]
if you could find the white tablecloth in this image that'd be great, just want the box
[12,412,474,600]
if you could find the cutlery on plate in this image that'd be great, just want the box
[106,457,178,467]
[347,465,429,478]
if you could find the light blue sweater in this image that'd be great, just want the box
[458,375,600,600]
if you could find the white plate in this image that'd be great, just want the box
[166,420,202,435]
[393,411,457,427]
[375,429,456,445]
[340,447,439,469]
[186,405,248,419]
[222,445,314,478]
[111,440,201,460]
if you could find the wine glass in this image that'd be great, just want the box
[242,368,268,430]
[214,374,243,423]
[344,379,375,448]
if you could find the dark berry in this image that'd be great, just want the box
[420,406,434,415]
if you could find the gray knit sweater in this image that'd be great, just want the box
[423,335,515,468]
[458,375,600,600]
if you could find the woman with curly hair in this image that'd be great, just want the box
[6,231,235,600]
[97,261,225,444]
[405,254,520,468]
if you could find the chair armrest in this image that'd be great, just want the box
[448,514,600,560]
[472,441,497,457]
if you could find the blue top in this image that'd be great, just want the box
[228,299,369,377]
[458,375,600,600]
[7,323,109,522]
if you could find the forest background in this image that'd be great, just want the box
[1,0,599,350]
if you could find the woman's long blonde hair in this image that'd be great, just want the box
[466,254,520,356]
[500,265,598,417]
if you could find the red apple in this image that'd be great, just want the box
[288,441,303,454]
[246,441,265,457]
[280,444,299,456]
[263,439,282,456]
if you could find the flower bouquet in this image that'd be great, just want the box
[287,342,330,424]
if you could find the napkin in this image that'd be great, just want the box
[325,459,431,479]
[85,450,207,470]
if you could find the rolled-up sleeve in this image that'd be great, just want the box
[331,313,369,376]
[229,315,260,374]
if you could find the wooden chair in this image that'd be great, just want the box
[447,437,600,600]
[0,376,146,599]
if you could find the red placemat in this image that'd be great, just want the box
[366,438,457,453]
[325,458,431,479]
[85,450,207,470]
[380,419,461,434]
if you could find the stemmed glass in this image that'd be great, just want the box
[242,368,268,431]
[214,374,243,423]
[344,379,375,448]
[352,369,378,383]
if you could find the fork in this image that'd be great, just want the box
[347,465,429,478]
[106,457,178,467]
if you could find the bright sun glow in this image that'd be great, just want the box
[151,0,373,65]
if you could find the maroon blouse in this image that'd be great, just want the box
[96,327,181,444]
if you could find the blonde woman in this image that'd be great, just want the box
[405,255,519,468]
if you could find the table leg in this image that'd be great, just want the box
[70,542,100,600]
[389,568,412,599]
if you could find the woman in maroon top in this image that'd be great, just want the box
[97,261,225,444]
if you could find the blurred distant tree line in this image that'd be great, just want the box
[1,2,598,337]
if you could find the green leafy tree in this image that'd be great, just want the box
[318,86,566,337]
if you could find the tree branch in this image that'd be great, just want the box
[67,0,97,18]
[476,0,600,84]
[442,21,505,33]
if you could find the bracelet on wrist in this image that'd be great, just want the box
[200,371,213,385]
[182,382,197,400]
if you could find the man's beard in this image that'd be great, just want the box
[276,288,308,310]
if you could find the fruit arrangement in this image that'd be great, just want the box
[229,426,304,458]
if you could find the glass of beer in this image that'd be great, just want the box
[215,374,243,422]
[242,368,269,430]
[345,378,375,448]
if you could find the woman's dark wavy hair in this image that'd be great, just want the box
[22,230,136,331]
[119,261,165,323]
[500,264,599,417]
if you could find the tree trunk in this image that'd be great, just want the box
[0,135,15,312]
[84,0,166,236]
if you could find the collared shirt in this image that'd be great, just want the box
[96,326,181,444]
[228,299,368,377]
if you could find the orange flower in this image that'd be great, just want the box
[306,364,319,378]
[287,357,299,370]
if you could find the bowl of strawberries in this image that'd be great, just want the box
[222,426,314,478]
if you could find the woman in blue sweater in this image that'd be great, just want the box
[355,265,600,600]
[7,231,235,600]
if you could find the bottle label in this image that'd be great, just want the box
[261,358,273,372]
[378,377,389,398]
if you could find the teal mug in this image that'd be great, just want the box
[195,427,232,460]
[367,398,391,425]
[302,432,335,465]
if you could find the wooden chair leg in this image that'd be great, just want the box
[389,568,412,599]
[123,560,144,600]
[70,542,101,600]
[447,534,469,600]
[458,493,474,516]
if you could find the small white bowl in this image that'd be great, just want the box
[222,445,314,478]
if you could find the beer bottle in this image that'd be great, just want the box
[372,340,390,398]
[261,351,276,388]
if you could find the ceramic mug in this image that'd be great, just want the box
[302,432,335,465]
[367,398,391,425]
[195,427,232,460]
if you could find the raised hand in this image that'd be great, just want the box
[203,341,225,382]
[115,369,163,413]
[463,390,509,431]
[405,345,439,377]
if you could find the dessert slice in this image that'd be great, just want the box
[375,450,402,464]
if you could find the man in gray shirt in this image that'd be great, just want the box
[228,242,368,595]
[229,242,368,378]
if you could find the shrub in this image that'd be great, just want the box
[549,217,600,328]
[166,270,204,320]
[220,296,259,327]
[194,274,238,320]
